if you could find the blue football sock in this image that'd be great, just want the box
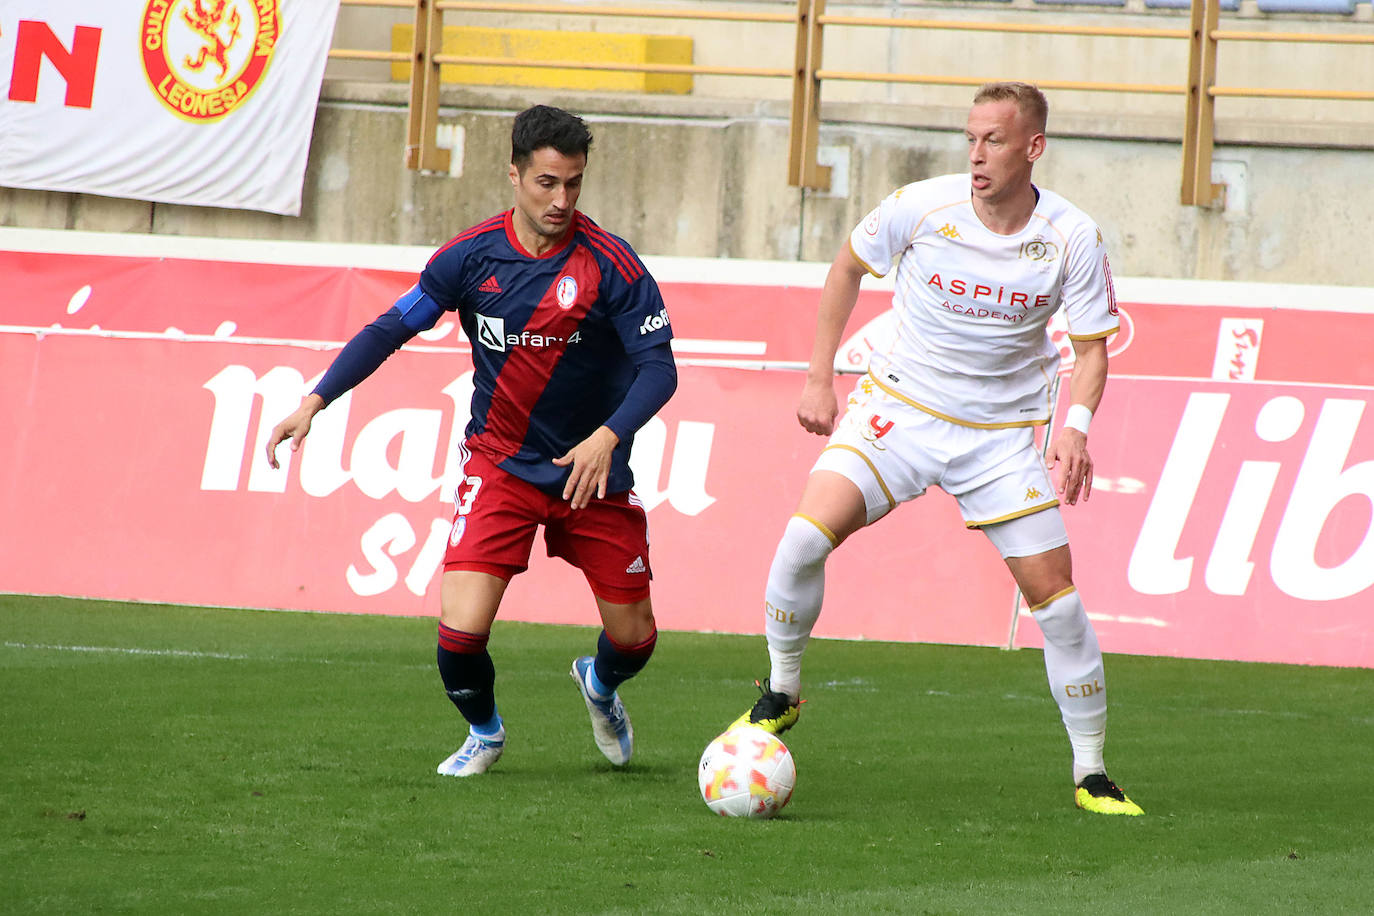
[590,627,657,698]
[586,664,614,701]
[470,712,504,740]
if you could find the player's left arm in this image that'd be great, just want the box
[555,260,677,509]
[1047,336,1107,505]
[1046,220,1117,506]
[554,341,677,509]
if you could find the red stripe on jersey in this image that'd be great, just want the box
[428,213,507,264]
[576,214,642,283]
[471,245,603,461]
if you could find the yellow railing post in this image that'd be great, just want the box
[404,0,452,173]
[1182,0,1223,207]
[788,0,831,191]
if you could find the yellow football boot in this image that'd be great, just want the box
[728,679,801,735]
[1075,773,1145,816]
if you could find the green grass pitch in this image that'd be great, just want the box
[3,593,1372,914]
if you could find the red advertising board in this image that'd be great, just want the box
[2,229,1372,668]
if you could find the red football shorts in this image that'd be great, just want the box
[443,447,652,604]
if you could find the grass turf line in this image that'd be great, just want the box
[2,594,1372,914]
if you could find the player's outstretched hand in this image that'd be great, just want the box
[797,376,839,436]
[265,394,325,470]
[554,426,619,510]
[1046,428,1093,505]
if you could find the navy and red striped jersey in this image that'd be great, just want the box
[416,209,673,493]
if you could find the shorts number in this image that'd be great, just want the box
[868,415,894,438]
[456,475,483,516]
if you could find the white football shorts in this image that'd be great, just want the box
[812,374,1068,558]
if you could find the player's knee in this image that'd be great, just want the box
[1030,587,1092,649]
[772,515,838,577]
[596,625,657,683]
[597,594,654,644]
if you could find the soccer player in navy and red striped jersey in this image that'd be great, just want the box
[266,105,676,777]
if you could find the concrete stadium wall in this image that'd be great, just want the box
[6,0,1374,287]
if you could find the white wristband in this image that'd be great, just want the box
[1064,404,1093,435]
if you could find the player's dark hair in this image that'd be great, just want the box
[973,82,1048,135]
[511,105,593,171]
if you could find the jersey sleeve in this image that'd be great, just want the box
[417,241,469,312]
[1059,220,1119,340]
[848,185,917,278]
[604,257,673,354]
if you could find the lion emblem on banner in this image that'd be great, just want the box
[141,0,281,122]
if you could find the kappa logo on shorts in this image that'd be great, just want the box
[625,556,646,574]
[1025,486,1044,501]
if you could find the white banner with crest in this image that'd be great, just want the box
[0,0,340,215]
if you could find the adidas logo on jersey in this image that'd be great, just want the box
[625,556,646,574]
[479,275,502,293]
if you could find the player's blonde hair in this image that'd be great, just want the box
[973,82,1048,135]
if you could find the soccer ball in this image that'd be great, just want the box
[697,725,796,818]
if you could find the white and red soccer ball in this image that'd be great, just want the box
[697,725,796,818]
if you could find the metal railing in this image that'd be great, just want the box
[328,0,1374,208]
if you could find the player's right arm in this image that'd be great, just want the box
[265,285,444,468]
[798,244,868,436]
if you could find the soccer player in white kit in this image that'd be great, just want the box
[730,82,1142,815]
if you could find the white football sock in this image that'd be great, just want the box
[762,515,836,701]
[1031,587,1108,784]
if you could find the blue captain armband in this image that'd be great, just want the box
[395,284,446,332]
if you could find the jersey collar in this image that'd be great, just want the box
[503,208,577,260]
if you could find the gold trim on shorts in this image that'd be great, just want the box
[963,499,1061,530]
[819,443,897,512]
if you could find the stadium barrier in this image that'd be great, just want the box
[328,0,1374,206]
[3,228,1373,668]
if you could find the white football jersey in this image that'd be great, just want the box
[849,172,1118,428]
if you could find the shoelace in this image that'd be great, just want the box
[749,679,804,718]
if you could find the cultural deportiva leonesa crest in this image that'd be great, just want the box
[141,0,281,122]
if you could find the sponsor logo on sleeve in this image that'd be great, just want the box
[639,307,670,335]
